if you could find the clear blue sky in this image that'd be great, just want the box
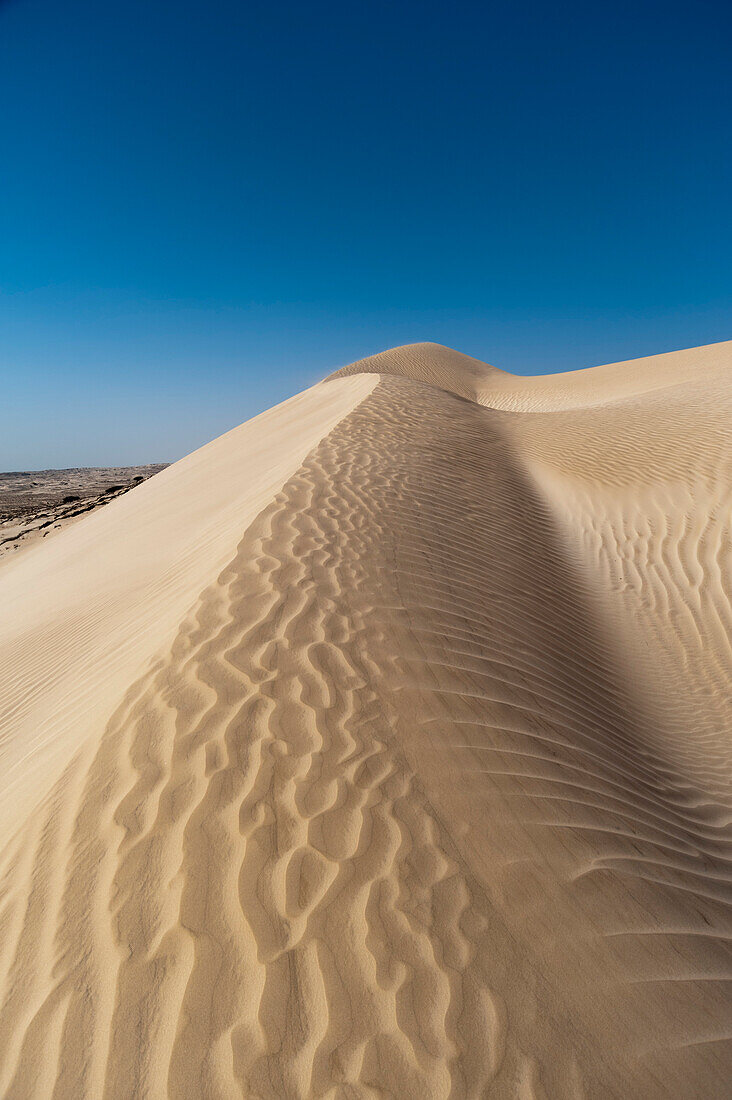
[1,0,730,468]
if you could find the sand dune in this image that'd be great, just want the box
[0,341,730,1097]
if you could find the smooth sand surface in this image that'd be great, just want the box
[0,342,729,1097]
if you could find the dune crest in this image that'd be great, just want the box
[0,342,730,1097]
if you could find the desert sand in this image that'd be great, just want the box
[0,341,729,1098]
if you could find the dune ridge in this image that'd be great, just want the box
[0,374,376,835]
[0,341,730,1097]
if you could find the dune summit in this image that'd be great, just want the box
[0,340,730,1098]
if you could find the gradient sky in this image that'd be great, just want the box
[1,0,730,468]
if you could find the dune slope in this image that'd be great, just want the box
[0,342,730,1098]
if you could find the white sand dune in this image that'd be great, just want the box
[0,341,730,1098]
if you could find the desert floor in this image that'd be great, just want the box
[0,342,729,1098]
[0,465,166,564]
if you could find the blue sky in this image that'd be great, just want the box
[1,0,730,468]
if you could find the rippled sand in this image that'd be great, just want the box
[0,342,729,1098]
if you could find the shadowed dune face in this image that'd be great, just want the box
[0,343,730,1097]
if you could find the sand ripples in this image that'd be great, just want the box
[0,344,730,1096]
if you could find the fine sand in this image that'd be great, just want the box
[0,342,729,1098]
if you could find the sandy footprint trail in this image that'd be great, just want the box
[0,343,730,1098]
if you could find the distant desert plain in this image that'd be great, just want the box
[0,341,729,1098]
[0,465,167,563]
